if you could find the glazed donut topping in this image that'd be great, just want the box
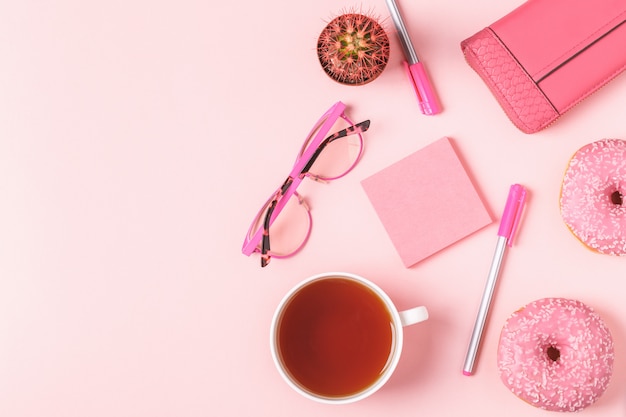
[560,138,626,255]
[498,298,614,412]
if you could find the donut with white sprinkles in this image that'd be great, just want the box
[497,298,614,412]
[560,138,626,255]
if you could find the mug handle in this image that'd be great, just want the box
[399,306,429,327]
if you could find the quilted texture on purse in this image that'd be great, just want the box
[461,28,559,134]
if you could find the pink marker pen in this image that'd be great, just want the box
[463,184,527,376]
[385,0,442,115]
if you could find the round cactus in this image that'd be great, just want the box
[317,11,390,86]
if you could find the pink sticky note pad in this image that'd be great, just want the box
[361,137,492,267]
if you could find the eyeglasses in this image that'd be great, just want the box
[242,101,370,267]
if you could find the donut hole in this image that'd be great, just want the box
[611,190,623,206]
[546,345,560,362]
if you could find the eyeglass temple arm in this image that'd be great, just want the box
[300,120,371,175]
[260,177,295,267]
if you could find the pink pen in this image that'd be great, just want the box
[384,0,442,115]
[463,184,527,376]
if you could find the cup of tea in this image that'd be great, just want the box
[270,271,429,404]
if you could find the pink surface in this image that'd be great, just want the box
[2,1,626,417]
[361,137,492,267]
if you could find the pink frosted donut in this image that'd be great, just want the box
[560,138,626,255]
[497,298,614,412]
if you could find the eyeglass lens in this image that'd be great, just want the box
[248,192,311,257]
[298,114,363,180]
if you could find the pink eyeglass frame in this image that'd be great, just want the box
[241,101,367,263]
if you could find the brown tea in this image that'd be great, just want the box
[276,277,394,398]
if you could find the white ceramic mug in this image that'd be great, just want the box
[270,272,428,404]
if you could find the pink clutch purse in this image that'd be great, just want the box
[461,0,626,134]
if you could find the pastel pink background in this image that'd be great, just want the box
[1,1,625,416]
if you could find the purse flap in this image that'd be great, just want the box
[491,0,626,81]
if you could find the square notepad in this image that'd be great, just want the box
[361,137,492,267]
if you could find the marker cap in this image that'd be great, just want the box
[497,184,527,246]
[404,61,442,115]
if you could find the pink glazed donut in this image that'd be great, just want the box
[560,138,626,255]
[497,298,614,412]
